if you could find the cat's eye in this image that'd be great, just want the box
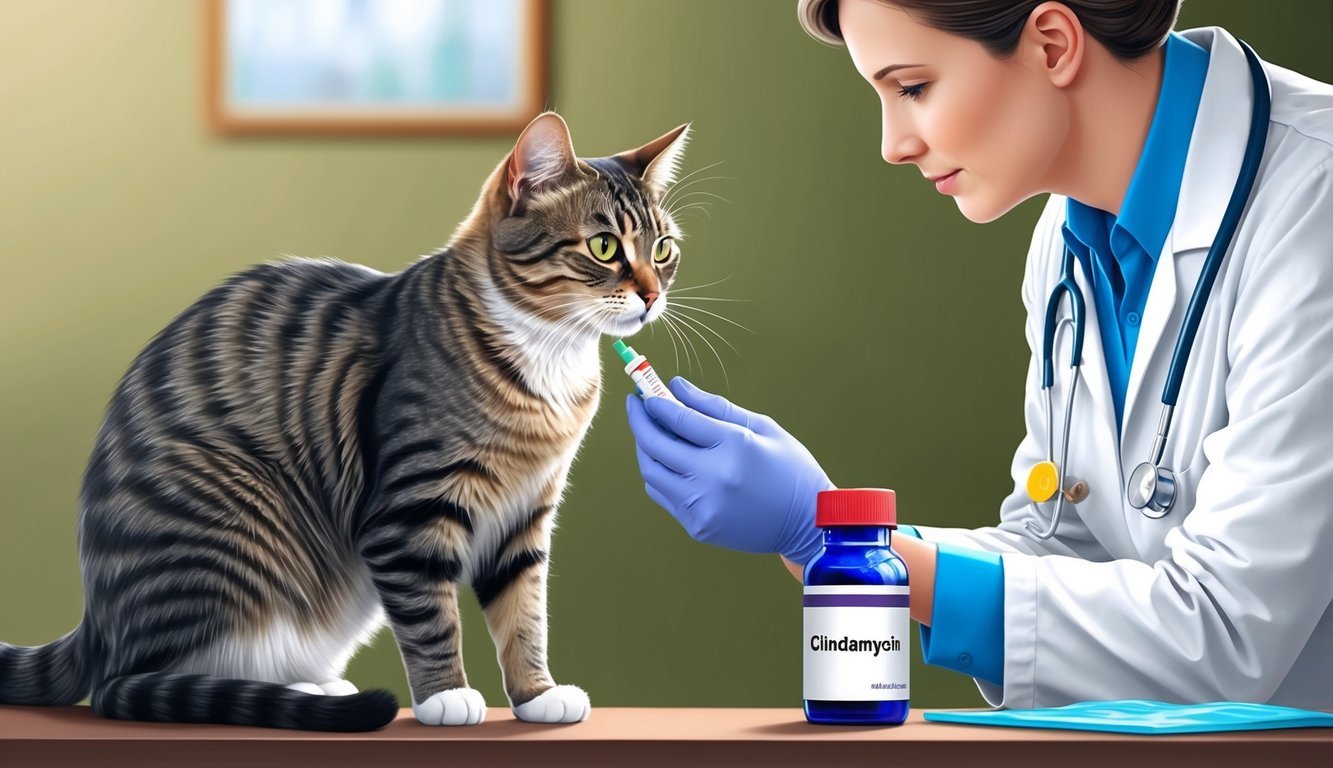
[652,237,678,264]
[588,233,620,261]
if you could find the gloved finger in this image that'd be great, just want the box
[635,445,690,511]
[642,392,735,448]
[643,481,678,520]
[642,480,705,542]
[668,376,761,432]
[626,394,697,473]
[626,393,674,449]
[626,394,700,474]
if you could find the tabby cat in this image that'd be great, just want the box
[0,112,688,731]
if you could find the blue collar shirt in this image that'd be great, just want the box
[1061,31,1210,433]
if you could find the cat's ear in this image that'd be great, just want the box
[504,112,579,216]
[615,123,691,194]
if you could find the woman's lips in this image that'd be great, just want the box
[933,170,961,194]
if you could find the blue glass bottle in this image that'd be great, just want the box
[803,488,909,725]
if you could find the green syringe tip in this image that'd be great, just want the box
[612,339,637,363]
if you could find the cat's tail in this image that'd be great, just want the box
[0,622,93,706]
[91,673,399,732]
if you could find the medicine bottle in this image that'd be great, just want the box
[803,488,909,725]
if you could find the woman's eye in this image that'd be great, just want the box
[897,82,929,101]
[588,233,620,261]
[653,237,677,263]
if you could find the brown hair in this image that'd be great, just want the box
[797,0,1183,59]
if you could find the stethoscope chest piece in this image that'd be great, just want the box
[1128,461,1176,518]
[1027,461,1061,502]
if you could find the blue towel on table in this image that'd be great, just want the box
[923,700,1333,735]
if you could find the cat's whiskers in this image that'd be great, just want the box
[635,278,754,385]
[660,162,727,224]
[655,312,688,372]
[665,308,742,366]
[531,301,601,359]
[662,176,731,213]
[667,190,730,207]
[529,295,601,325]
[664,159,725,190]
[664,299,757,335]
[528,294,656,361]
[668,198,715,212]
[649,307,687,375]
[662,307,732,391]
[660,311,702,375]
[664,173,730,198]
[526,313,597,356]
[661,160,727,208]
[667,203,714,222]
[667,275,735,295]
[529,293,616,332]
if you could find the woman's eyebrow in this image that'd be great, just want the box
[874,63,924,80]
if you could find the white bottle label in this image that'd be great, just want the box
[803,585,910,701]
[626,358,678,402]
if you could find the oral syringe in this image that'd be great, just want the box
[613,339,679,402]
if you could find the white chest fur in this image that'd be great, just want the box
[478,275,602,420]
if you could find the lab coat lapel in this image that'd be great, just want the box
[1172,27,1255,253]
[1119,26,1252,462]
[1066,255,1122,478]
[1064,255,1136,552]
[1120,243,1178,459]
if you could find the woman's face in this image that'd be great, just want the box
[839,0,1070,223]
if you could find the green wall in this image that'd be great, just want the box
[2,1,1330,710]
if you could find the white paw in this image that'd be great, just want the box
[413,687,487,726]
[513,685,590,723]
[285,682,326,695]
[320,679,358,696]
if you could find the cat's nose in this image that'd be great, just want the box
[638,290,659,311]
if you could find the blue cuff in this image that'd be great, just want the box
[895,526,1005,687]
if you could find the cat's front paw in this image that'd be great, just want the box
[512,684,590,723]
[413,687,487,726]
[320,679,359,696]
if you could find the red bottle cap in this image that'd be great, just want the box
[815,488,897,527]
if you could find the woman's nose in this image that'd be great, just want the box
[881,112,924,165]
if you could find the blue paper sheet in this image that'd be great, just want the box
[923,700,1333,735]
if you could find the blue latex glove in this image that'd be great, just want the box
[625,376,833,564]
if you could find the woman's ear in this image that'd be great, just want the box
[504,111,579,216]
[1024,1,1084,88]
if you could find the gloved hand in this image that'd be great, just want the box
[624,376,833,564]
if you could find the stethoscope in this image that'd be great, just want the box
[1026,39,1272,539]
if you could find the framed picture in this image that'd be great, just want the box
[203,0,549,136]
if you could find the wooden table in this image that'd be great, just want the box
[2,706,1330,767]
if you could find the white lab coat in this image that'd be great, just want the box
[911,27,1333,710]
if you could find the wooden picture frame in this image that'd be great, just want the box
[202,0,549,136]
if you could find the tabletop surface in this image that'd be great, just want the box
[4,705,1332,743]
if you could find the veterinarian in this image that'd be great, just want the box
[626,0,1333,709]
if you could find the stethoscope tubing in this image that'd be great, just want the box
[1161,39,1272,407]
[1028,318,1081,539]
[1031,38,1272,529]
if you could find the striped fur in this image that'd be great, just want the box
[1,113,690,730]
